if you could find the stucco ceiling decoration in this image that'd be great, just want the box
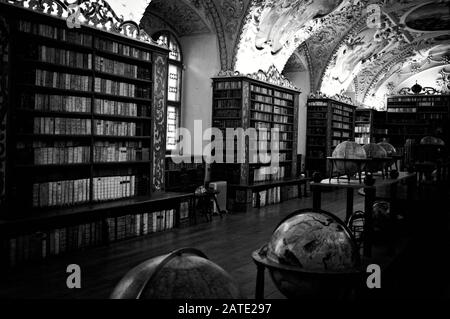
[143,0,212,36]
[233,0,366,74]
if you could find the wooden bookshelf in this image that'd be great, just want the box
[306,98,356,176]
[164,155,205,192]
[211,76,301,212]
[354,108,374,145]
[386,95,450,149]
[0,2,193,268]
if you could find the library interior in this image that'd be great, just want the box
[0,0,449,300]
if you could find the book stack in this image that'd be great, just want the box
[33,178,90,207]
[93,175,137,201]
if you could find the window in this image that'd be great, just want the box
[154,31,183,152]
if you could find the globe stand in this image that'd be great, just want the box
[327,158,366,183]
[251,209,362,299]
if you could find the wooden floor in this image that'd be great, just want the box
[0,184,448,299]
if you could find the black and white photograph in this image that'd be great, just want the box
[0,0,449,310]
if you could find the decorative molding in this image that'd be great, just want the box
[398,86,439,95]
[221,0,244,38]
[0,14,8,207]
[3,0,163,47]
[152,54,167,192]
[308,91,353,105]
[217,64,299,91]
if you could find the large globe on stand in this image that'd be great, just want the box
[378,142,397,156]
[420,136,445,146]
[258,209,361,299]
[363,143,388,173]
[110,248,243,299]
[332,141,367,178]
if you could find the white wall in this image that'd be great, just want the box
[179,33,221,156]
[284,70,311,168]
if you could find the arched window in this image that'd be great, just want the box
[154,31,182,152]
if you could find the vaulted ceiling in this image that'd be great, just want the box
[110,0,450,109]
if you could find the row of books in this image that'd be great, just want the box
[253,94,272,104]
[213,119,241,129]
[18,20,93,46]
[308,101,328,107]
[35,69,91,91]
[418,114,446,120]
[34,117,92,135]
[355,125,371,133]
[107,210,175,242]
[274,106,293,115]
[216,81,242,90]
[333,130,351,138]
[34,145,90,165]
[94,56,151,80]
[94,99,144,117]
[273,123,293,132]
[94,120,138,137]
[94,143,150,162]
[273,98,292,107]
[307,127,326,135]
[93,175,137,201]
[6,222,103,267]
[252,102,272,113]
[37,45,93,70]
[355,137,371,145]
[4,199,192,267]
[333,115,352,123]
[332,104,354,113]
[215,100,241,110]
[307,137,326,146]
[251,112,271,122]
[308,119,327,126]
[94,38,152,61]
[214,90,242,99]
[253,166,287,183]
[308,112,327,119]
[254,121,271,130]
[388,96,450,103]
[27,94,92,113]
[253,187,281,208]
[33,178,90,208]
[214,109,241,118]
[274,91,294,100]
[94,78,150,99]
[387,107,417,113]
[251,85,272,95]
[332,122,351,130]
[273,115,291,124]
[333,109,352,117]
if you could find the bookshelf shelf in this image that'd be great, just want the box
[211,76,300,213]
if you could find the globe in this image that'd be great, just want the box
[363,143,387,172]
[332,141,367,177]
[257,209,360,299]
[378,142,397,156]
[110,248,243,299]
[420,136,445,146]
